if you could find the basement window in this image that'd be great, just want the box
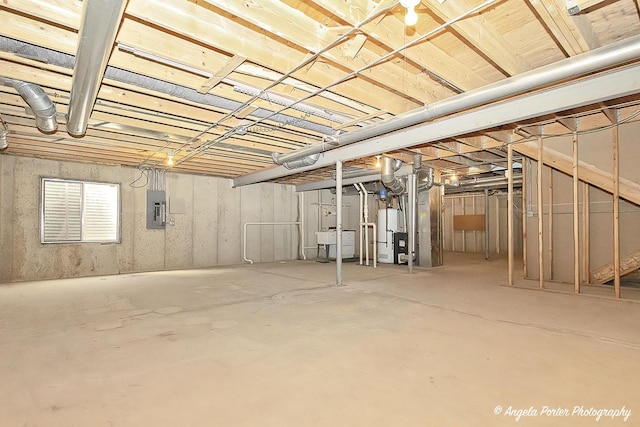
[41,178,120,244]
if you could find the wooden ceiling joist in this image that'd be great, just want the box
[0,0,638,184]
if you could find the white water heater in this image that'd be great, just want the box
[377,208,403,264]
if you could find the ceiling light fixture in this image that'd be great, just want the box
[166,152,174,167]
[400,0,420,26]
[375,155,381,168]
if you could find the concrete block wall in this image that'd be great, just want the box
[0,154,300,283]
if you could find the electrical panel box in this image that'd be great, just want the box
[146,190,166,229]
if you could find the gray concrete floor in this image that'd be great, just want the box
[1,253,639,426]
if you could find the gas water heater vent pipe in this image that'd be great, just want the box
[381,157,405,195]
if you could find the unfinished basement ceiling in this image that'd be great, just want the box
[0,0,639,185]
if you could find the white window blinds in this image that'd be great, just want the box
[42,178,120,243]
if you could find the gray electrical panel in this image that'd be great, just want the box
[146,190,166,229]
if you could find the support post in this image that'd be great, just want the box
[495,196,500,255]
[336,160,343,286]
[485,189,490,260]
[508,143,514,286]
[522,159,528,278]
[300,191,306,261]
[573,131,580,293]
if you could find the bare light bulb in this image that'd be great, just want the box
[375,155,381,168]
[167,153,174,166]
[405,6,418,26]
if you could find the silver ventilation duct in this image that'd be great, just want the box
[445,175,523,194]
[66,0,128,136]
[271,34,640,166]
[418,167,435,191]
[281,153,320,170]
[381,157,405,195]
[0,130,8,149]
[0,77,58,133]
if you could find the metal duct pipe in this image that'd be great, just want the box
[413,153,423,171]
[0,77,58,133]
[331,167,378,180]
[66,0,134,136]
[282,153,320,170]
[445,177,522,194]
[0,130,8,149]
[272,34,640,164]
[418,167,435,191]
[407,172,417,273]
[381,157,405,195]
[454,175,521,186]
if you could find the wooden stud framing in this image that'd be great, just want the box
[472,196,477,253]
[548,167,554,280]
[537,133,544,289]
[581,183,590,284]
[613,111,621,298]
[461,198,467,253]
[508,143,514,286]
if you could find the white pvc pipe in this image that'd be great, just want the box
[358,183,370,266]
[359,222,377,268]
[243,221,303,264]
